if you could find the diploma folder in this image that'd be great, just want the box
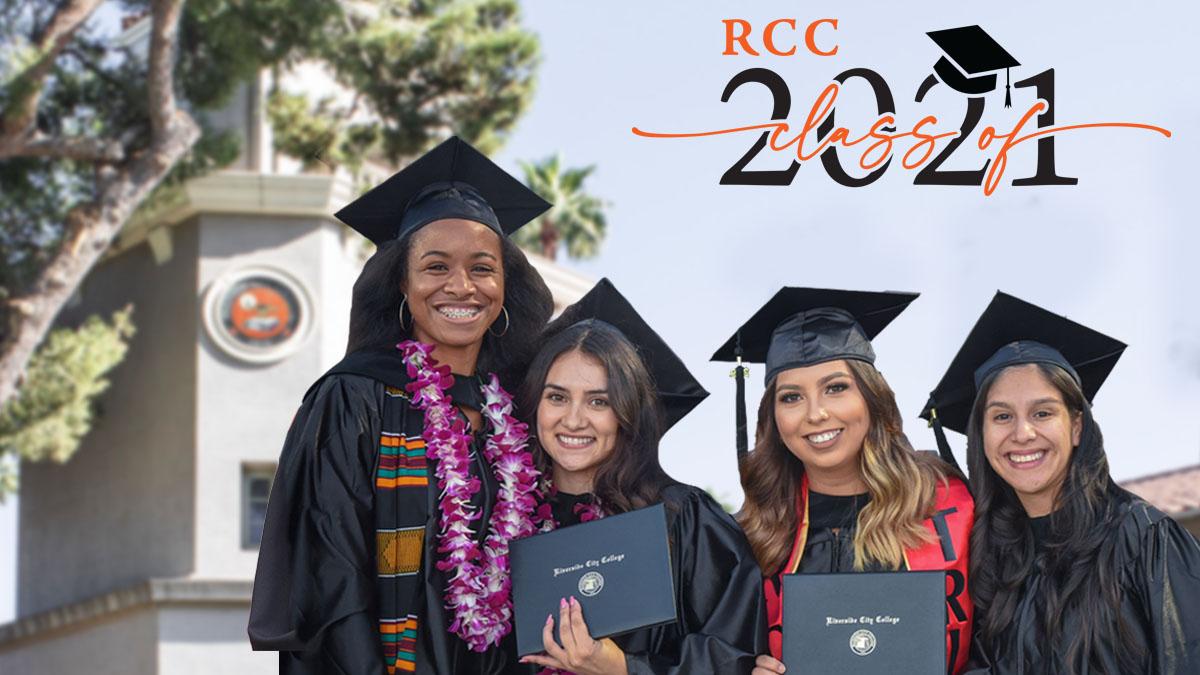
[782,571,944,674]
[510,503,677,656]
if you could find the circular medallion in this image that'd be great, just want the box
[849,628,876,656]
[203,266,313,363]
[578,571,605,597]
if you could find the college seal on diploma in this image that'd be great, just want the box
[849,629,877,656]
[578,571,604,597]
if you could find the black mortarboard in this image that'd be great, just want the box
[549,278,709,433]
[920,291,1127,444]
[927,25,1020,106]
[711,288,919,459]
[334,136,551,245]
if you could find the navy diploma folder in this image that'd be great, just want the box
[782,571,945,674]
[510,503,677,656]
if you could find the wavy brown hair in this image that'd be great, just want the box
[516,319,677,514]
[737,359,952,573]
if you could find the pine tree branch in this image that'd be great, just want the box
[146,0,183,143]
[0,0,104,155]
[0,0,199,411]
[7,132,125,162]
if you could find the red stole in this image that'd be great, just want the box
[764,474,974,674]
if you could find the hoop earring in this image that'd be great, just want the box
[398,295,411,331]
[489,306,511,337]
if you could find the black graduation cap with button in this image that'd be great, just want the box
[711,287,919,462]
[927,25,1020,107]
[920,291,1127,465]
[548,278,709,433]
[334,135,551,245]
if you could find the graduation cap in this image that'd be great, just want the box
[927,25,1020,107]
[549,278,709,433]
[919,291,1127,461]
[711,288,919,460]
[334,136,551,245]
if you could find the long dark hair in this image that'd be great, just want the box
[345,231,552,383]
[737,360,949,573]
[967,363,1139,674]
[517,319,676,514]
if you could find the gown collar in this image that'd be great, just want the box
[807,490,870,530]
[548,490,598,527]
[312,348,484,410]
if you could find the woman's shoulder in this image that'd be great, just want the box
[1113,492,1180,539]
[1106,490,1199,573]
[304,372,386,404]
[301,349,412,402]
[295,373,392,426]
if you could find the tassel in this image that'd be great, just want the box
[731,332,750,466]
[925,399,966,484]
[734,341,749,463]
[1004,68,1012,108]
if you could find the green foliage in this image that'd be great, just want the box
[0,0,545,497]
[2,0,541,302]
[0,156,90,294]
[0,3,243,310]
[266,89,346,170]
[266,0,539,169]
[514,154,608,260]
[177,0,343,109]
[0,307,136,499]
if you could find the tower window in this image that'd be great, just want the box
[242,465,275,549]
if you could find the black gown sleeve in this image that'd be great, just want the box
[1133,511,1200,674]
[247,375,387,675]
[623,486,769,675]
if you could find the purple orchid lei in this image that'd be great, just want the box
[398,340,541,652]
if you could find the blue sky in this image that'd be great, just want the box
[491,0,1200,503]
[3,0,1198,622]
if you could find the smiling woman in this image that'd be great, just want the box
[978,363,1082,517]
[248,137,555,675]
[514,279,766,675]
[717,288,975,675]
[926,292,1200,674]
[536,349,620,494]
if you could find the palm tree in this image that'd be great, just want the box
[516,154,608,261]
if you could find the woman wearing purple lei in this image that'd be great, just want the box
[249,137,554,674]
[515,279,767,675]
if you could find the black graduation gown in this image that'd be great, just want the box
[971,497,1200,674]
[782,491,873,574]
[538,484,768,674]
[248,357,519,674]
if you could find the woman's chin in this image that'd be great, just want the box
[421,327,489,351]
